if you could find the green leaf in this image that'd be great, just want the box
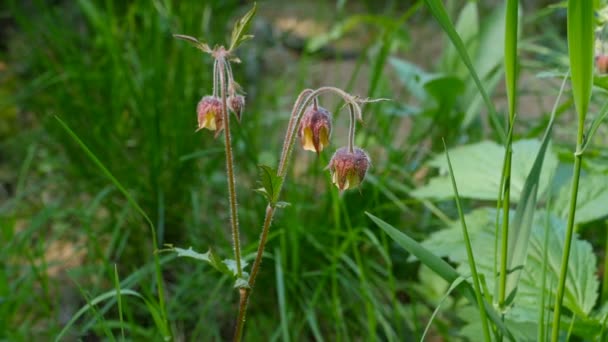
[423,0,505,141]
[554,173,608,224]
[441,2,478,78]
[365,212,515,341]
[172,34,212,53]
[505,82,559,298]
[443,139,492,341]
[567,0,594,121]
[412,139,558,202]
[275,201,291,208]
[582,100,608,152]
[229,3,257,51]
[504,0,519,121]
[164,246,248,279]
[56,289,150,341]
[418,208,599,320]
[256,165,284,205]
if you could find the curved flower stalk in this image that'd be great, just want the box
[234,87,381,341]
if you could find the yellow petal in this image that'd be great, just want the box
[302,127,316,151]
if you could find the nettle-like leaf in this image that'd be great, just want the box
[554,173,608,224]
[412,139,558,202]
[163,246,249,286]
[255,165,284,205]
[418,207,599,319]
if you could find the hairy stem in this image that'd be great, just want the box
[347,104,356,153]
[219,57,243,278]
[233,86,362,341]
[550,119,585,341]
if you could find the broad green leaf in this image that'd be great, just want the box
[418,208,599,320]
[256,165,284,205]
[568,0,594,121]
[554,173,608,224]
[366,212,515,341]
[229,3,257,51]
[412,139,558,202]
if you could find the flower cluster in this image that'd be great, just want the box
[296,96,371,191]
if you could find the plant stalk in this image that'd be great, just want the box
[219,57,243,278]
[233,86,361,341]
[498,149,512,309]
[550,121,584,341]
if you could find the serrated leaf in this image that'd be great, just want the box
[167,246,251,280]
[412,139,557,202]
[223,258,249,277]
[229,3,257,51]
[554,173,608,224]
[257,165,284,205]
[366,212,515,340]
[418,208,599,319]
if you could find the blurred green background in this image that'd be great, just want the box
[2,0,607,341]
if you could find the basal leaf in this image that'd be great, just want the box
[418,208,599,323]
[554,173,608,224]
[412,139,558,202]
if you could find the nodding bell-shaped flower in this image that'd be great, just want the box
[228,95,245,122]
[197,96,224,137]
[327,147,370,191]
[298,105,332,154]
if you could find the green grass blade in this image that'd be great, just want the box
[567,0,594,123]
[275,248,290,342]
[114,265,125,341]
[552,1,594,339]
[365,212,515,341]
[504,0,519,122]
[582,100,608,152]
[504,72,568,300]
[423,0,505,141]
[420,275,469,342]
[442,139,491,342]
[56,289,145,341]
[54,116,154,231]
[55,115,168,336]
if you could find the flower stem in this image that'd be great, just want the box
[219,57,243,279]
[347,104,356,153]
[550,120,584,341]
[233,86,361,341]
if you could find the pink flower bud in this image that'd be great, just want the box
[327,147,370,191]
[228,95,245,122]
[298,105,332,154]
[197,96,224,137]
